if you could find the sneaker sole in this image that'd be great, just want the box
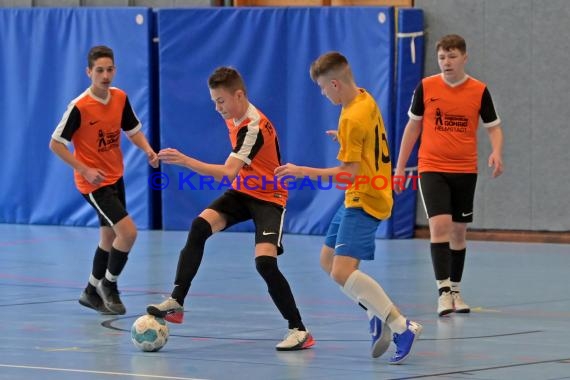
[389,325,423,365]
[438,308,454,317]
[103,303,126,315]
[78,297,117,315]
[146,306,184,323]
[454,308,471,313]
[371,325,392,358]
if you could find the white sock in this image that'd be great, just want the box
[105,270,118,283]
[343,270,393,321]
[437,278,451,293]
[88,274,100,287]
[386,313,408,334]
[451,281,461,293]
[340,284,377,321]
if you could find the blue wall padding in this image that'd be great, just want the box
[157,7,396,236]
[391,8,424,238]
[0,7,421,238]
[0,8,154,228]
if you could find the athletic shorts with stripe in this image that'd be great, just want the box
[207,189,285,255]
[324,204,381,261]
[418,172,477,223]
[81,177,128,227]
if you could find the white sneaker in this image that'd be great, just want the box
[275,328,315,351]
[452,292,470,313]
[146,297,184,323]
[437,292,454,316]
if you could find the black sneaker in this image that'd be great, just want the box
[96,281,126,315]
[78,290,115,315]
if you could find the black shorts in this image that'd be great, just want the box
[418,172,477,223]
[207,190,285,255]
[82,177,128,227]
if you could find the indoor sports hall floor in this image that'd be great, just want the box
[1,223,569,380]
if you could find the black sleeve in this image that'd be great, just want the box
[409,82,424,117]
[480,87,499,124]
[59,106,82,141]
[121,96,140,132]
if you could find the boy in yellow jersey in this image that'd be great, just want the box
[275,52,422,364]
[50,45,159,315]
[395,34,503,317]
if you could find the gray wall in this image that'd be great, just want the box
[415,0,570,231]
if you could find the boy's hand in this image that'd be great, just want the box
[147,151,159,168]
[325,130,338,142]
[158,148,189,166]
[275,163,302,179]
[488,153,504,178]
[80,167,106,186]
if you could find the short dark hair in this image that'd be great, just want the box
[436,34,466,54]
[208,67,247,96]
[309,51,349,82]
[87,45,114,69]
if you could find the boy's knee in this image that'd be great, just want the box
[189,217,213,241]
[126,228,138,243]
[330,267,350,286]
[255,255,277,278]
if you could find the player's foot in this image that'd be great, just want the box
[147,297,184,323]
[452,292,470,313]
[437,291,454,316]
[78,290,116,314]
[370,315,392,358]
[275,328,315,351]
[389,320,422,364]
[96,280,126,315]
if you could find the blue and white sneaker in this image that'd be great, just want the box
[389,320,422,365]
[370,315,392,358]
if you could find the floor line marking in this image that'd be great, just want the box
[0,364,208,380]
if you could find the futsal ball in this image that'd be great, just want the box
[131,314,169,352]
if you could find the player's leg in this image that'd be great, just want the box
[333,207,422,361]
[146,209,226,323]
[82,178,132,314]
[334,254,423,363]
[147,191,240,322]
[255,243,314,351]
[96,179,136,315]
[419,172,454,316]
[78,225,114,314]
[450,222,470,312]
[324,205,391,357]
[449,173,477,313]
[320,244,334,275]
[248,199,314,351]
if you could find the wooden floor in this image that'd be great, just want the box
[414,226,570,244]
[1,224,569,380]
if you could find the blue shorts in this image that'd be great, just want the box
[324,205,381,261]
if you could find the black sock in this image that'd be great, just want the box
[450,248,467,286]
[171,217,212,305]
[107,246,129,278]
[255,256,306,331]
[86,246,109,294]
[431,242,451,295]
